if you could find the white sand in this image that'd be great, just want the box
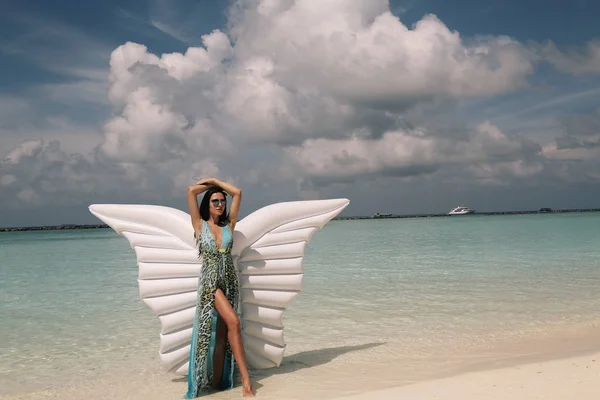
[2,351,598,400]
[4,324,600,400]
[337,352,600,400]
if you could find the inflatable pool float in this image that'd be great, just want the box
[89,198,349,374]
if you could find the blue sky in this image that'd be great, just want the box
[400,0,598,45]
[1,0,600,226]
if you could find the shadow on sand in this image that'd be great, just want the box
[172,342,386,394]
[252,342,386,381]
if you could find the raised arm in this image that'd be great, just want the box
[187,182,211,235]
[202,178,242,230]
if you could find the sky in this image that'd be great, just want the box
[1,0,600,226]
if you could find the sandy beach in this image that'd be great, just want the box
[339,351,600,400]
[2,352,598,400]
[3,337,599,400]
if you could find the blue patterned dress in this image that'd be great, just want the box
[185,220,239,398]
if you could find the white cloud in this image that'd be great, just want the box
[5,0,600,216]
[160,32,233,80]
[94,0,536,168]
[101,87,189,162]
[230,1,533,101]
[542,39,600,75]
[4,140,44,164]
[0,139,194,208]
[107,42,162,104]
[1,123,103,156]
[284,121,541,186]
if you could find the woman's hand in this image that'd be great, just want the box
[194,177,215,186]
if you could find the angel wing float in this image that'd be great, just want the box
[88,198,349,375]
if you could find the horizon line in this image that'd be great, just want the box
[2,207,600,231]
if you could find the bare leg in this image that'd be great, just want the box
[214,289,255,397]
[212,316,226,389]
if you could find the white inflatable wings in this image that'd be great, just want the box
[88,198,349,375]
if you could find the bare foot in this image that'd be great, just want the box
[242,380,255,397]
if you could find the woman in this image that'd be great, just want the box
[185,177,255,398]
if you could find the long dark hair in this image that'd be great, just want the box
[199,187,229,227]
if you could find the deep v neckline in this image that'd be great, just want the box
[205,221,224,249]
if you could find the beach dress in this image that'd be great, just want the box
[186,220,240,398]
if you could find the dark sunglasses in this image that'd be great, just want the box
[211,199,226,206]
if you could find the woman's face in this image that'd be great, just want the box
[209,192,226,216]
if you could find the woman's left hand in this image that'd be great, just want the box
[195,177,215,186]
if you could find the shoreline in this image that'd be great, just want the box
[2,208,600,232]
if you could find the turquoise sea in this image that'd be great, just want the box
[1,213,600,396]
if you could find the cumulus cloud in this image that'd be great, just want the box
[5,0,594,215]
[230,1,533,100]
[95,0,536,164]
[2,140,94,207]
[4,140,44,164]
[0,139,129,206]
[284,121,541,186]
[0,139,222,208]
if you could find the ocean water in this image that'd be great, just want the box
[1,213,600,396]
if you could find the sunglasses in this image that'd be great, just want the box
[211,199,227,207]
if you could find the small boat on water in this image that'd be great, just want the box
[448,206,475,215]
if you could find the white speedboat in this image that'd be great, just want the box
[448,206,475,215]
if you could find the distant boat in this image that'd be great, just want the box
[448,206,475,215]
